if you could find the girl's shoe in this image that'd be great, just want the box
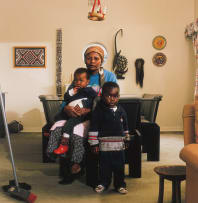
[54,144,69,154]
[117,187,128,194]
[95,185,105,193]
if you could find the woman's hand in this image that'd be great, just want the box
[64,105,91,117]
[74,105,91,116]
[81,108,91,115]
[63,105,80,117]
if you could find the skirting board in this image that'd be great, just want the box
[160,126,183,132]
[23,127,184,133]
[160,131,183,134]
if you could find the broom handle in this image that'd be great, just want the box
[0,88,20,190]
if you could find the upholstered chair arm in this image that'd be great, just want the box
[183,104,195,145]
[180,144,198,171]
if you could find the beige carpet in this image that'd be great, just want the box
[0,132,185,203]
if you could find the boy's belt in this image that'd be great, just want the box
[99,137,125,151]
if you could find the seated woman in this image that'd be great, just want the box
[47,44,117,185]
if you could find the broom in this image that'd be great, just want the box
[0,88,37,203]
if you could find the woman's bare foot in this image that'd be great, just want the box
[71,163,81,174]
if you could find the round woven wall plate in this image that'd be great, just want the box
[152,52,167,66]
[152,35,167,50]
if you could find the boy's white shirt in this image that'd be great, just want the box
[110,106,117,112]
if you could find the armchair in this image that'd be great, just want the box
[39,95,142,183]
[141,94,163,123]
[119,98,142,177]
[140,94,163,161]
[39,95,62,163]
[179,99,198,203]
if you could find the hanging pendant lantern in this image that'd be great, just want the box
[88,0,107,21]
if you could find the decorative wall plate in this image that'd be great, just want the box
[152,52,167,66]
[152,35,167,50]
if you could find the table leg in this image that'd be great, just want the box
[158,176,164,203]
[172,180,181,203]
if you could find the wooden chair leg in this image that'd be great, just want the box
[128,134,141,178]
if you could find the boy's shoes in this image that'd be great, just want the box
[71,163,81,174]
[95,185,105,193]
[54,144,69,155]
[117,187,128,194]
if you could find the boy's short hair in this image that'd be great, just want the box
[102,82,120,95]
[74,67,90,80]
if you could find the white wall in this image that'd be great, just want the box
[0,0,196,132]
[0,42,54,131]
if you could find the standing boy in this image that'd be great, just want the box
[88,82,129,194]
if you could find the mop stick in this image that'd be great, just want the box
[0,87,37,202]
[0,88,20,190]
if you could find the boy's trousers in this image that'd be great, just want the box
[99,150,126,189]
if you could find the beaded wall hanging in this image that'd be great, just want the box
[56,29,62,97]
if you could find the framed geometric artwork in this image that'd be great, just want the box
[14,47,46,68]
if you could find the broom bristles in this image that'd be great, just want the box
[7,186,37,203]
[27,192,37,203]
